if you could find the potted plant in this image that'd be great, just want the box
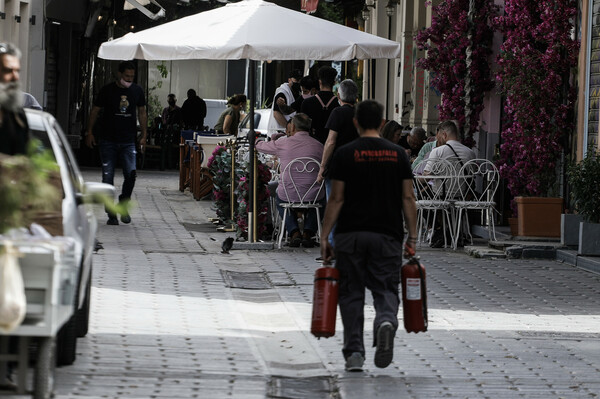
[567,147,600,255]
[494,0,579,237]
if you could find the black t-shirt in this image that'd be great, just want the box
[181,96,207,129]
[0,107,29,155]
[329,137,413,241]
[301,91,339,144]
[325,104,358,152]
[94,82,146,143]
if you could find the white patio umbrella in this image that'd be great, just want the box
[98,0,401,61]
[98,0,402,242]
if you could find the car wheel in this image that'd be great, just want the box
[55,314,77,366]
[76,266,92,338]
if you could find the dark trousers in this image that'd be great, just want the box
[335,231,402,360]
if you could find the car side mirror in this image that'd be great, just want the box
[77,182,115,205]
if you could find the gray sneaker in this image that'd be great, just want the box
[374,321,395,368]
[345,352,365,372]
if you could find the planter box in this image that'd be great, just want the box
[578,222,600,256]
[561,214,584,246]
[516,197,563,237]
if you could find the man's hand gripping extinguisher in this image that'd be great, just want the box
[401,244,428,333]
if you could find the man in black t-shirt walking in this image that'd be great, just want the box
[320,100,417,372]
[86,61,147,225]
[317,79,359,247]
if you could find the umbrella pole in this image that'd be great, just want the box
[253,148,258,240]
[224,139,236,232]
[247,60,257,243]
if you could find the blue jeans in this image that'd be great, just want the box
[275,195,325,236]
[99,141,137,214]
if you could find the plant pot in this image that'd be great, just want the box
[508,217,518,236]
[561,214,584,246]
[578,221,600,256]
[515,197,563,237]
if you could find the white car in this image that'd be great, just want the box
[25,109,114,366]
[238,108,282,140]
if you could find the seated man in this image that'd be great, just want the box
[424,120,476,177]
[256,113,325,248]
[423,120,476,247]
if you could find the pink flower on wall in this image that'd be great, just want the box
[416,0,497,145]
[495,0,579,202]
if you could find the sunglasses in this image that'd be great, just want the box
[0,43,7,54]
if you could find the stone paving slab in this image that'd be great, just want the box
[20,169,597,399]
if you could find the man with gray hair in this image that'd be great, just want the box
[317,79,359,247]
[0,42,29,155]
[256,113,325,247]
[318,79,359,183]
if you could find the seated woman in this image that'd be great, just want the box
[213,94,247,136]
[381,120,402,145]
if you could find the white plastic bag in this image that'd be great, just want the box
[0,242,26,332]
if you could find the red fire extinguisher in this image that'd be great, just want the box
[401,245,428,333]
[311,266,340,338]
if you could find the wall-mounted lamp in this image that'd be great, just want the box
[0,12,5,20]
[361,4,370,21]
[29,15,36,25]
[14,15,21,23]
[361,0,376,21]
[385,0,397,17]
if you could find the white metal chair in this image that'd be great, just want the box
[413,158,457,248]
[453,159,500,249]
[276,157,325,249]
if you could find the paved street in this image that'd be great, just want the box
[50,168,600,398]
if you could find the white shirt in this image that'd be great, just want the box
[424,140,476,173]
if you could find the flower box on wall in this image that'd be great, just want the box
[516,197,563,237]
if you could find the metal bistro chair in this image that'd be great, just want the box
[413,158,457,248]
[276,157,325,249]
[453,159,500,249]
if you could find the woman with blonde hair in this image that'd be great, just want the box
[214,94,247,135]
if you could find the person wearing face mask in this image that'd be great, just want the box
[268,69,302,134]
[161,93,182,128]
[0,42,29,155]
[86,61,147,226]
[277,75,315,116]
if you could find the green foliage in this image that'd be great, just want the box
[567,147,600,224]
[0,141,61,233]
[316,2,344,24]
[147,62,168,123]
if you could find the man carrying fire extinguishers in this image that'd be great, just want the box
[320,99,418,372]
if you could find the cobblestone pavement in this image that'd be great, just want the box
[48,169,600,398]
